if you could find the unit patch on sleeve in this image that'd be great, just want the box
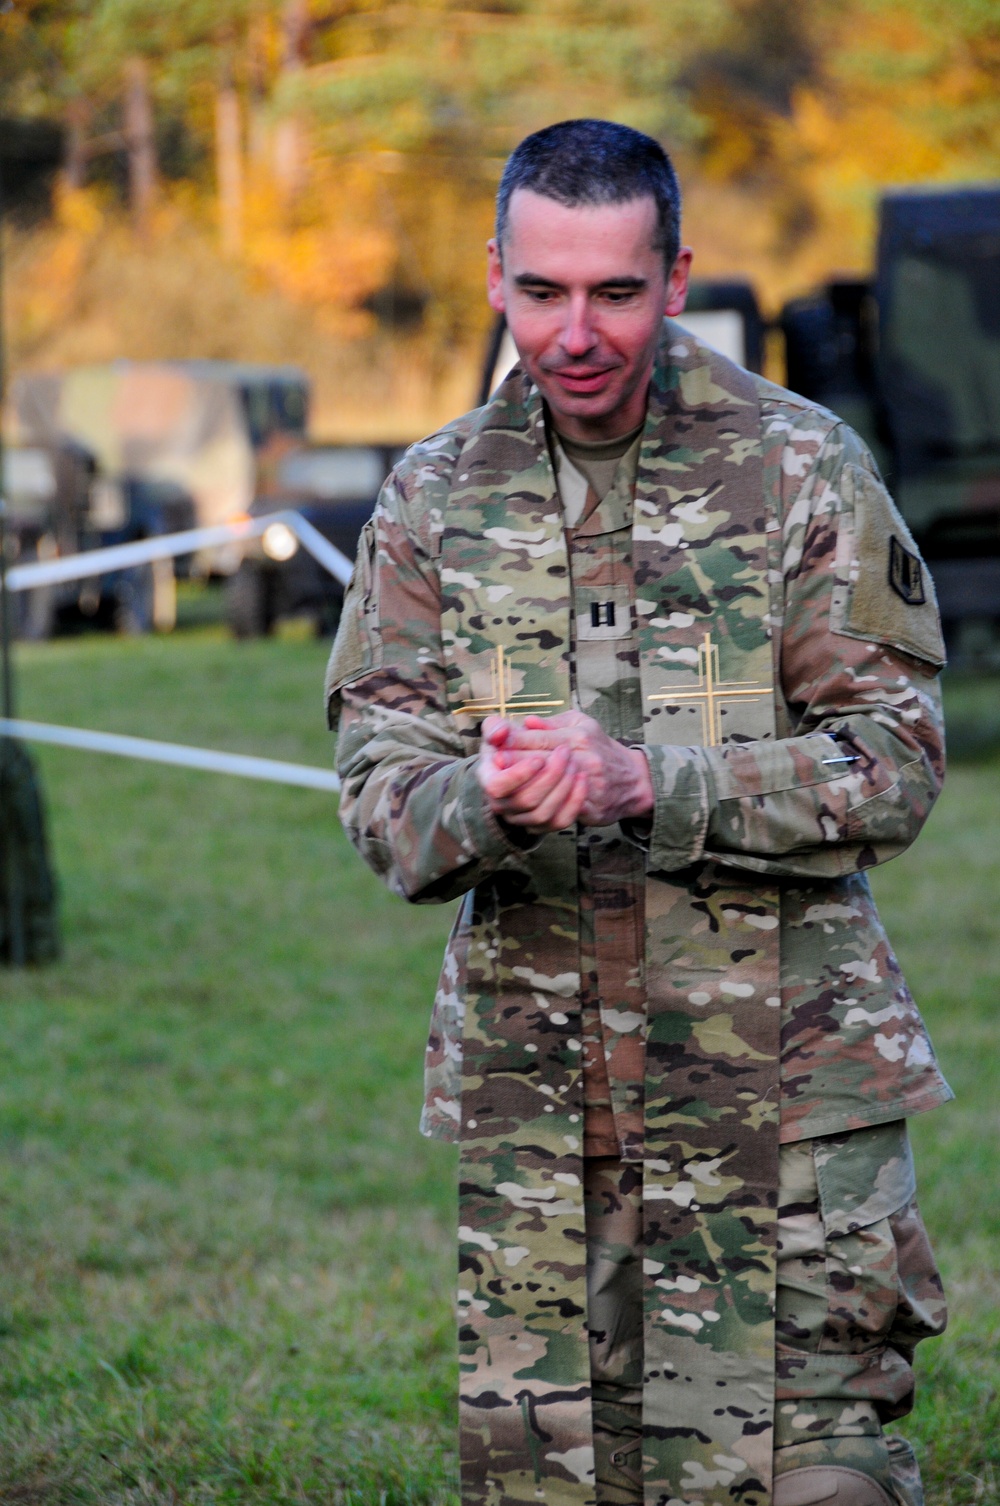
[830,463,946,669]
[889,534,926,606]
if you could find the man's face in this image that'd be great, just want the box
[487,188,691,442]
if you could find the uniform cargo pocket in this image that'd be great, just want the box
[814,1120,915,1239]
[776,1123,915,1359]
[776,1124,941,1427]
[814,1121,914,1356]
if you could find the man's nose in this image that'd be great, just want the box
[561,296,597,358]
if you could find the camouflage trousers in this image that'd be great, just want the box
[584,1121,946,1506]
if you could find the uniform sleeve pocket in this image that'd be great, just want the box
[830,465,946,669]
[814,1119,915,1238]
[324,519,384,723]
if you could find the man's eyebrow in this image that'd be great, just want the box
[513,273,648,291]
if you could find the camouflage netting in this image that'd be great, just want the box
[0,737,60,965]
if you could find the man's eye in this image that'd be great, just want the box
[603,290,636,304]
[526,289,557,302]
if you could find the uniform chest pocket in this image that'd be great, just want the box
[574,586,634,643]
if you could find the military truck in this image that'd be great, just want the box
[1,438,189,637]
[781,186,1000,647]
[9,361,310,622]
[225,443,403,638]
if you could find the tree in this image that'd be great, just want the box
[3,0,998,355]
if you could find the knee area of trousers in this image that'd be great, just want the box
[774,1436,923,1506]
[774,1466,895,1506]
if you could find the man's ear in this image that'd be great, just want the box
[487,238,506,313]
[664,247,693,318]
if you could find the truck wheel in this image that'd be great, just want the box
[314,592,343,639]
[114,565,155,635]
[225,562,273,638]
[17,586,57,641]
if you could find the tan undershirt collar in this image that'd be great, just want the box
[551,421,644,528]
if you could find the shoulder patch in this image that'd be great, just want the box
[831,464,946,669]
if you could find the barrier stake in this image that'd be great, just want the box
[0,155,29,964]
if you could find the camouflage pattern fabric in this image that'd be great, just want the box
[773,1121,944,1506]
[327,322,952,1506]
[585,1158,643,1506]
[552,437,648,1164]
[437,401,602,1506]
[439,334,780,1505]
[583,1126,944,1506]
[632,345,780,1502]
[774,1122,946,1441]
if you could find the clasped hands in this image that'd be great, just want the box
[476,711,654,835]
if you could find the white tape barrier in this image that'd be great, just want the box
[0,718,341,793]
[0,511,351,792]
[5,510,354,592]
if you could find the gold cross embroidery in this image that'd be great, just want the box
[451,645,565,719]
[648,631,768,747]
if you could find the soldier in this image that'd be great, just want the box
[326,119,951,1506]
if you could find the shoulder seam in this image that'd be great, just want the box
[756,382,844,428]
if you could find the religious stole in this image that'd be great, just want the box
[440,325,781,1506]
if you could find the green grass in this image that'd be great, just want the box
[1,631,998,1503]
[2,629,458,1504]
[870,703,1000,1505]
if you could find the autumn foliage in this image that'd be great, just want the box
[3,0,999,435]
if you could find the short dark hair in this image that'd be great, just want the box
[496,119,682,270]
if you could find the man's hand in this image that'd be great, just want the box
[476,711,654,833]
[477,717,589,833]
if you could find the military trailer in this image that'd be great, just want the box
[676,279,766,373]
[781,185,1000,645]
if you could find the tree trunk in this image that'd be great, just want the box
[282,0,310,72]
[64,97,90,190]
[123,56,157,238]
[214,79,244,255]
[273,0,309,203]
[246,13,270,168]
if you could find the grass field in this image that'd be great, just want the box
[1,624,998,1504]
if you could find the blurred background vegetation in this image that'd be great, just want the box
[4,0,1000,438]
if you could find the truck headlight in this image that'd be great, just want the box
[262,521,299,562]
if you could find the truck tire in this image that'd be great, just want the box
[225,562,274,638]
[114,565,156,635]
[17,586,57,641]
[314,590,343,639]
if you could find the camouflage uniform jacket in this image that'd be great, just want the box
[327,341,952,1153]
